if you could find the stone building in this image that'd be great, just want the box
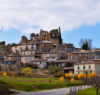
[3,28,75,69]
[39,27,63,44]
[68,49,100,62]
[74,61,100,75]
[11,43,36,64]
[87,49,100,60]
[20,36,28,44]
[68,50,90,62]
[0,53,21,72]
[20,27,63,45]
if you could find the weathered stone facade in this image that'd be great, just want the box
[20,27,63,45]
[20,36,28,44]
[0,28,75,70]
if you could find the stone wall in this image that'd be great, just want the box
[20,28,63,45]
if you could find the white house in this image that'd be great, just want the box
[74,61,100,75]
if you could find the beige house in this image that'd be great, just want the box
[41,53,58,61]
[74,61,100,75]
[21,49,35,64]
[11,43,36,53]
[69,49,100,62]
[69,50,89,62]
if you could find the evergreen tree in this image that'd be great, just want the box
[58,27,62,44]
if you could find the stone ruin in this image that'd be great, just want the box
[20,27,63,44]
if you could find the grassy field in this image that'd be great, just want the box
[0,76,84,92]
[67,87,97,95]
[77,87,97,95]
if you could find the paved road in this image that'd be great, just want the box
[12,86,90,95]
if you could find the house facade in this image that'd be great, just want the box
[74,61,100,75]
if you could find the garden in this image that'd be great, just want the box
[0,67,100,95]
[0,67,85,95]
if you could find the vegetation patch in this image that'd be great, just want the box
[66,81,85,87]
[0,80,13,95]
[67,87,97,95]
[77,87,96,95]
[0,76,84,92]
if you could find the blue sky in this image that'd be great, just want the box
[62,23,100,48]
[0,0,100,48]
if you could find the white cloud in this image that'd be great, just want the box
[0,0,100,34]
[22,27,39,34]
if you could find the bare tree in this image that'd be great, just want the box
[79,38,92,50]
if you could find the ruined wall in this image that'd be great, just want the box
[20,28,63,45]
[20,36,28,44]
[39,28,63,44]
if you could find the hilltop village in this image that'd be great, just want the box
[0,27,100,76]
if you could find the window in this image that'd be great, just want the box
[89,65,91,69]
[52,54,55,58]
[69,48,73,51]
[77,66,80,70]
[46,54,50,58]
[75,56,78,59]
[96,52,100,55]
[58,45,62,48]
[83,66,85,69]
[31,45,34,49]
[91,56,94,59]
[30,57,32,60]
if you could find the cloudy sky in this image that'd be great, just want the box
[0,0,100,48]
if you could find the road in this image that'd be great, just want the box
[12,86,90,95]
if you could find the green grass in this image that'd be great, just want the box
[0,76,66,91]
[0,76,85,92]
[77,87,97,95]
[67,87,98,95]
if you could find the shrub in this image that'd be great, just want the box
[73,75,78,80]
[59,76,65,82]
[22,67,32,77]
[70,78,75,83]
[54,72,63,78]
[88,73,96,79]
[49,65,62,74]
[65,73,72,80]
[78,73,86,80]
[66,81,85,87]
[2,72,7,76]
